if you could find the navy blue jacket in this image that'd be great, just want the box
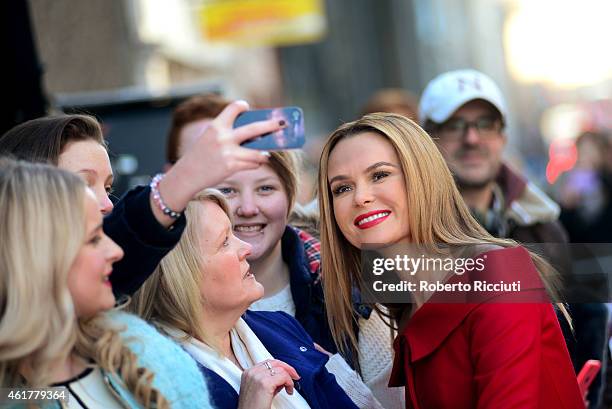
[280,226,335,352]
[282,226,370,368]
[198,310,358,409]
[105,185,186,296]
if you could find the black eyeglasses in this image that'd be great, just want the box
[436,116,502,142]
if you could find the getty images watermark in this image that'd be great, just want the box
[359,244,551,304]
[371,253,521,293]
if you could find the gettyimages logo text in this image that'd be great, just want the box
[371,254,487,276]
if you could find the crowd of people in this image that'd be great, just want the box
[1,69,607,408]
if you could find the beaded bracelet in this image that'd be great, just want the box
[150,173,183,219]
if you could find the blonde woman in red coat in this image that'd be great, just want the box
[316,113,584,409]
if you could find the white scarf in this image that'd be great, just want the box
[164,319,311,409]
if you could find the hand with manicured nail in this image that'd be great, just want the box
[151,100,285,227]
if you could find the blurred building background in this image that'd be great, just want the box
[6,0,612,201]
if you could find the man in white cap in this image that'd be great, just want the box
[419,69,566,242]
[419,69,606,409]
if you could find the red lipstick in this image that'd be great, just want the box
[354,210,391,230]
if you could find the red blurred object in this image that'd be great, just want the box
[577,359,602,398]
[546,139,577,184]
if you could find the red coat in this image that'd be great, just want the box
[389,247,584,409]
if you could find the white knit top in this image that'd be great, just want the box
[358,307,406,409]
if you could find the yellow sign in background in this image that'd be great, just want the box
[198,0,326,46]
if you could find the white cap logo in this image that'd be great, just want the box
[419,69,508,125]
[457,76,482,93]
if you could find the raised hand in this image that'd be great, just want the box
[237,359,301,409]
[153,100,285,227]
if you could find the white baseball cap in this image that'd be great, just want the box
[418,69,508,126]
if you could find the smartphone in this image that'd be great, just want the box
[577,359,601,396]
[234,107,305,150]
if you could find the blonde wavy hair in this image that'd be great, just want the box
[317,113,569,356]
[0,158,167,408]
[131,189,230,351]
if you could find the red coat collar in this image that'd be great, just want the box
[392,246,548,366]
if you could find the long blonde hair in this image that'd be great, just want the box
[0,158,167,408]
[317,113,567,356]
[131,189,231,351]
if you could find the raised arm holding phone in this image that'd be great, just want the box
[0,100,285,297]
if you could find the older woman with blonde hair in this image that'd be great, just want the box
[0,158,209,408]
[317,113,584,408]
[132,189,374,409]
